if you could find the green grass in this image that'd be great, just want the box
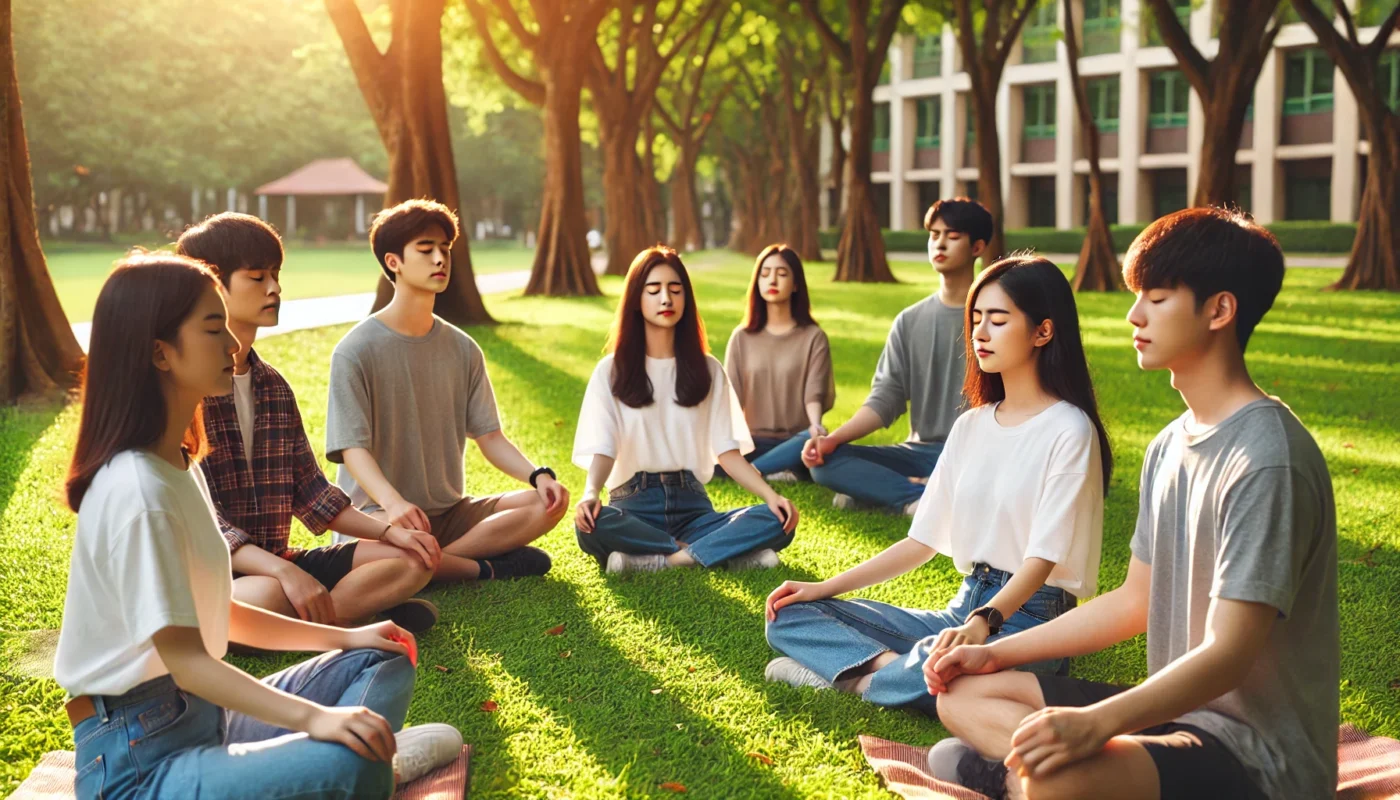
[41,239,537,323]
[2,252,1398,797]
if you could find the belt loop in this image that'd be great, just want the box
[94,695,109,724]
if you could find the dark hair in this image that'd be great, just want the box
[368,199,460,283]
[743,244,817,333]
[607,246,712,408]
[1122,207,1284,351]
[924,197,994,246]
[176,212,283,287]
[964,255,1113,491]
[66,252,221,511]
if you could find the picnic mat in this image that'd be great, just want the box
[861,725,1400,800]
[9,745,472,800]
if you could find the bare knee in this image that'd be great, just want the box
[233,575,293,615]
[388,548,434,590]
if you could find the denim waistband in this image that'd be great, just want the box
[87,674,181,718]
[619,470,700,491]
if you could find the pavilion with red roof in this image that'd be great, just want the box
[255,158,388,236]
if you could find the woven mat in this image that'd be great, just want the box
[10,745,472,799]
[862,725,1400,800]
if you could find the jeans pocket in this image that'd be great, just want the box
[128,691,213,778]
[1017,588,1067,623]
[74,753,106,800]
[608,481,638,502]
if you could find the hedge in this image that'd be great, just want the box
[817,220,1357,255]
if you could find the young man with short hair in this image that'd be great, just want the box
[802,198,991,514]
[181,213,442,634]
[925,207,1338,800]
[326,199,567,582]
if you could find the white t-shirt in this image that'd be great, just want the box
[232,368,256,466]
[907,401,1104,596]
[573,354,753,490]
[55,450,232,697]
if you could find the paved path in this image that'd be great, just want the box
[888,251,1346,268]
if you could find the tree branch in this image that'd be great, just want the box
[489,0,540,49]
[324,0,391,130]
[463,0,547,105]
[795,0,854,67]
[1143,0,1210,91]
[1366,1,1400,62]
[995,0,1042,63]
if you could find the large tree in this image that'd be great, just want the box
[326,0,494,322]
[1145,0,1282,207]
[774,18,826,263]
[1,0,83,403]
[819,65,851,228]
[464,0,608,296]
[1290,0,1399,291]
[797,0,906,281]
[949,0,1038,263]
[1063,0,1120,291]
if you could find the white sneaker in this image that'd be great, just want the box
[903,500,920,517]
[764,656,833,689]
[832,493,859,510]
[764,470,800,482]
[394,723,463,784]
[726,549,780,571]
[926,736,973,783]
[605,552,670,574]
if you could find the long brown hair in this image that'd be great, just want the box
[962,255,1113,490]
[66,252,222,511]
[742,244,817,333]
[606,246,711,408]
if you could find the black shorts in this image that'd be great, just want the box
[1036,676,1268,800]
[234,542,361,590]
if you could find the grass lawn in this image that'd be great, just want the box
[2,251,1397,797]
[41,239,537,324]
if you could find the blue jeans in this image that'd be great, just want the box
[714,432,813,481]
[577,470,793,568]
[71,649,414,799]
[809,440,944,510]
[765,564,1073,716]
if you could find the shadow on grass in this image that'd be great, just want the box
[0,398,65,524]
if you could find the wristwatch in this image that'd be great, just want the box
[529,466,556,488]
[969,605,1004,636]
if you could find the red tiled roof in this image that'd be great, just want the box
[255,158,388,196]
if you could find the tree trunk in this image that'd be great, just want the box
[639,117,665,245]
[1192,91,1255,207]
[970,82,1008,264]
[827,113,847,228]
[1336,112,1400,289]
[527,70,600,296]
[837,86,895,281]
[786,125,823,262]
[1,0,84,403]
[600,127,651,275]
[671,146,703,251]
[1063,0,1121,291]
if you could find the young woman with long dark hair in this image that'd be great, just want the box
[573,246,800,574]
[54,253,460,799]
[721,245,834,482]
[761,255,1111,716]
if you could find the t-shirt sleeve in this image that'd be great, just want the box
[1213,466,1319,618]
[864,314,909,428]
[709,358,754,457]
[906,415,963,552]
[1024,427,1100,569]
[464,340,503,438]
[573,361,621,469]
[805,329,835,412]
[108,511,204,646]
[1129,438,1164,565]
[724,331,744,403]
[324,351,372,464]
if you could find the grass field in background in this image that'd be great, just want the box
[41,239,537,323]
[2,252,1396,797]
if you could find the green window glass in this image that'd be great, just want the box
[1082,0,1121,56]
[916,98,941,149]
[1149,70,1189,128]
[1380,50,1399,113]
[1022,0,1058,63]
[1024,84,1056,139]
[1144,0,1190,46]
[1087,77,1120,132]
[913,35,942,79]
[874,103,891,152]
[1284,49,1334,115]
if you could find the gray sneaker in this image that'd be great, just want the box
[394,723,463,784]
[903,500,920,517]
[832,493,859,510]
[726,549,780,571]
[764,470,800,482]
[605,551,670,574]
[764,657,833,690]
[926,736,1010,799]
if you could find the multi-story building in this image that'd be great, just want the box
[848,0,1399,231]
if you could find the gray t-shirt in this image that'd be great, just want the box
[863,295,965,443]
[1130,397,1337,799]
[325,316,501,515]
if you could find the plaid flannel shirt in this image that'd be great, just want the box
[200,349,351,556]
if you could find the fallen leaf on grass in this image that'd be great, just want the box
[1389,678,1400,690]
[687,666,696,673]
[545,624,566,636]
[747,752,774,766]
[651,688,664,694]
[434,665,451,673]
[1343,442,1354,448]
[560,650,572,658]
[480,700,499,712]
[659,782,687,793]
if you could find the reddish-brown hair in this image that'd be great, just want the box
[66,252,220,511]
[743,244,817,333]
[606,246,711,408]
[368,199,460,284]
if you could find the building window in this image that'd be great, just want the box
[1143,0,1190,46]
[1152,169,1188,218]
[1024,83,1057,139]
[1284,49,1334,115]
[1380,50,1399,112]
[1087,77,1120,132]
[878,57,891,85]
[913,35,942,78]
[1082,174,1120,225]
[1028,177,1057,228]
[1284,159,1331,220]
[874,103,891,153]
[916,98,941,149]
[1022,0,1058,63]
[1149,70,1189,129]
[1082,0,1121,56]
